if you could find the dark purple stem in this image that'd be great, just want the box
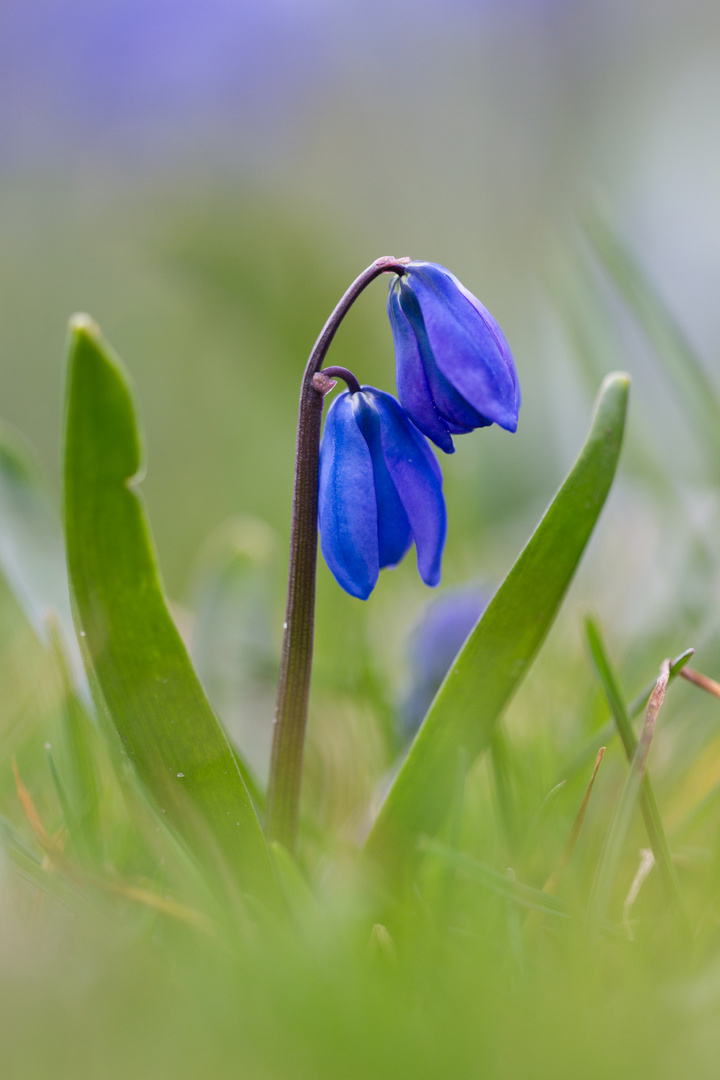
[266,256,409,852]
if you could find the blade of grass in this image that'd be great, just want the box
[543,746,606,896]
[62,315,278,907]
[12,759,215,931]
[420,838,570,919]
[627,648,694,715]
[585,660,671,933]
[47,614,102,863]
[3,843,86,912]
[623,848,655,941]
[548,247,671,495]
[585,617,683,912]
[679,667,720,699]
[44,742,82,853]
[560,646,694,782]
[490,728,518,855]
[432,747,469,924]
[519,779,568,864]
[584,209,720,466]
[0,422,88,696]
[12,756,58,854]
[365,373,629,881]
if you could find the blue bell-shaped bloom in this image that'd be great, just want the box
[318,386,446,600]
[400,586,487,741]
[388,261,521,454]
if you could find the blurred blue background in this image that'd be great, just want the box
[1,0,720,788]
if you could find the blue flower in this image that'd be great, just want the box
[318,386,446,600]
[387,261,520,453]
[400,586,487,741]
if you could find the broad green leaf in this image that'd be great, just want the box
[365,373,630,878]
[62,315,277,905]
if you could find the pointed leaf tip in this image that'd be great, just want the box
[596,371,630,410]
[68,313,101,339]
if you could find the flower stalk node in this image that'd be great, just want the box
[320,366,361,394]
[312,371,338,395]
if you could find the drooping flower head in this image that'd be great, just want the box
[318,385,446,600]
[388,261,520,453]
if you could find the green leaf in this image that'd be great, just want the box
[62,315,278,906]
[365,373,630,880]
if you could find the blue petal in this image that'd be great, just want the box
[397,280,494,434]
[387,283,455,454]
[403,262,520,433]
[351,392,412,570]
[450,271,521,416]
[318,392,379,599]
[368,389,447,588]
